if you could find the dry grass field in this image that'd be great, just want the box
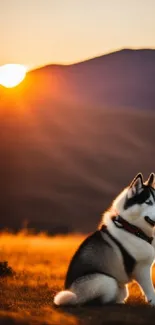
[0,232,155,325]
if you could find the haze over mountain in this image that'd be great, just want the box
[0,49,155,233]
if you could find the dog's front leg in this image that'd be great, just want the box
[133,262,155,305]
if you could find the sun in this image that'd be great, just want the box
[0,64,27,88]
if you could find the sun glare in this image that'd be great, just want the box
[0,64,27,88]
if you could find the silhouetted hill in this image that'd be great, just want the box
[26,48,155,109]
[0,49,155,233]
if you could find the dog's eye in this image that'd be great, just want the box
[145,200,153,206]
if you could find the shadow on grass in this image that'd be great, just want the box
[0,314,29,325]
[56,303,155,325]
[0,300,155,325]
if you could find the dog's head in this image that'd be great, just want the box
[113,173,155,229]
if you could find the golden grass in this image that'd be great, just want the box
[0,232,155,324]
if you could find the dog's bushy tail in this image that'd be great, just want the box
[54,290,77,306]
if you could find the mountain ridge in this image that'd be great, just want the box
[28,48,155,72]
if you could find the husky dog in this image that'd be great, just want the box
[54,173,155,306]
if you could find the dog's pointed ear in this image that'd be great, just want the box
[129,173,143,194]
[146,173,155,188]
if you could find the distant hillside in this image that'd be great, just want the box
[25,48,155,109]
[0,49,155,233]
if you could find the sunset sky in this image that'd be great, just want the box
[1,0,155,69]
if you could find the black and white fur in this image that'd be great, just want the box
[54,173,155,306]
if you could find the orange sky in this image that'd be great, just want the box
[1,0,155,69]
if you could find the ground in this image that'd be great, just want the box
[0,232,155,325]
